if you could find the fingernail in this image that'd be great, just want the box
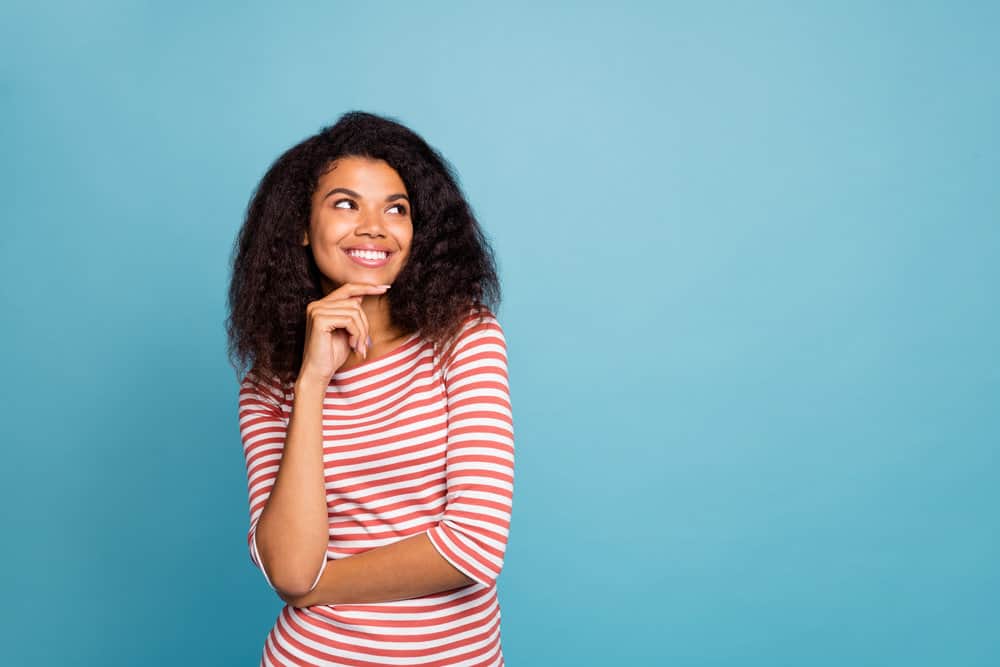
[366,335,372,347]
[378,284,391,289]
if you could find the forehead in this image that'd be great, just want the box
[316,157,407,192]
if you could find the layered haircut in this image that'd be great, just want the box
[226,110,501,386]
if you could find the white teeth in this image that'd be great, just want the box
[347,249,389,260]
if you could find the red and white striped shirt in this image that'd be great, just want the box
[238,309,514,666]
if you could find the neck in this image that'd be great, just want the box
[361,292,401,342]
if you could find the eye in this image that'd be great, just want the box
[389,204,408,215]
[333,198,354,209]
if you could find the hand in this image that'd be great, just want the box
[298,282,390,383]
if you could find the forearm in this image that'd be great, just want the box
[254,377,330,596]
[281,531,475,607]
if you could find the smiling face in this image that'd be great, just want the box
[303,156,413,294]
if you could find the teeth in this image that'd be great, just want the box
[347,249,389,260]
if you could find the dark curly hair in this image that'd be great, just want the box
[225,110,502,387]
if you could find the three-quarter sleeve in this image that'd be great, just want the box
[238,371,326,593]
[425,313,515,587]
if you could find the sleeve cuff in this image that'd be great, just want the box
[250,527,278,591]
[425,523,494,588]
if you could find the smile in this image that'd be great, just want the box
[343,247,392,267]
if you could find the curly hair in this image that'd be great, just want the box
[225,110,502,387]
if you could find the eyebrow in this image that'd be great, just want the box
[323,187,409,203]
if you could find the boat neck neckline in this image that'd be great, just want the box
[330,331,422,380]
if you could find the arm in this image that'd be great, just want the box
[279,532,474,607]
[239,372,330,598]
[282,313,515,607]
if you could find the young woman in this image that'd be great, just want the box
[226,111,514,666]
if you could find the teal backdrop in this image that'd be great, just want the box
[2,1,997,665]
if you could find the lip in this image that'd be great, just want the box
[342,246,393,268]
[343,244,393,252]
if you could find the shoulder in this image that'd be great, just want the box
[443,306,507,378]
[452,306,505,347]
[239,367,291,408]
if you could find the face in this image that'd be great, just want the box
[303,156,413,294]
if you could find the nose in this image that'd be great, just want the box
[355,205,387,236]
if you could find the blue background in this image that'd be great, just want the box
[2,1,997,664]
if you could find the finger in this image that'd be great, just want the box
[315,313,363,347]
[342,302,367,357]
[351,298,371,354]
[319,298,369,355]
[322,282,390,303]
[313,306,367,355]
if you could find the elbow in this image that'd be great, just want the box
[469,566,502,589]
[262,551,328,599]
[475,554,507,588]
[464,556,506,589]
[265,562,309,598]
[251,525,327,597]
[271,576,317,600]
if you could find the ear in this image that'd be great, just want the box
[301,230,309,246]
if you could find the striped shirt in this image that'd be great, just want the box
[238,309,514,666]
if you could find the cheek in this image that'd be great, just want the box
[400,226,414,248]
[310,222,344,249]
[309,231,341,262]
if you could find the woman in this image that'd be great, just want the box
[226,111,514,666]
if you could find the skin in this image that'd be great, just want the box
[260,156,476,605]
[302,155,414,365]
